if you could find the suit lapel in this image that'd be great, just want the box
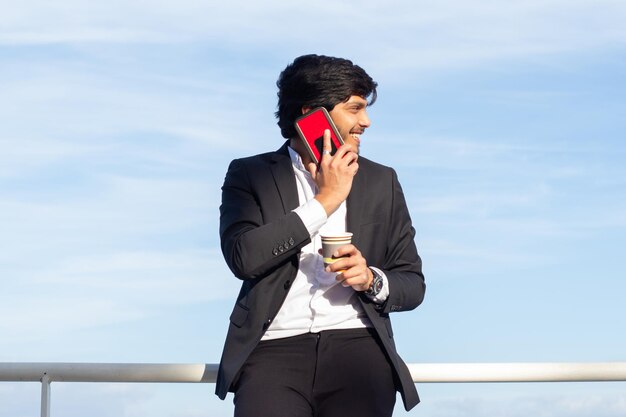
[269,142,299,213]
[347,163,367,244]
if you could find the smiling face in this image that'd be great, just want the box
[328,95,371,154]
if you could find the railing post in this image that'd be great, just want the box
[41,373,51,417]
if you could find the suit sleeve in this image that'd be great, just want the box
[379,169,426,314]
[219,158,311,280]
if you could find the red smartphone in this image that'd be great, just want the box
[294,107,344,164]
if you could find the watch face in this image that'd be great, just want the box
[366,268,383,296]
[367,272,383,296]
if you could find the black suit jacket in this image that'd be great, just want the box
[216,142,425,411]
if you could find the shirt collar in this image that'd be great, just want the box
[287,146,308,173]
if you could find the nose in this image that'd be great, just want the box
[359,109,371,128]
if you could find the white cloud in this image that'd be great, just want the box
[0,67,231,136]
[424,236,551,268]
[425,391,626,417]
[1,0,625,73]
[558,393,626,415]
[31,249,235,301]
[0,175,217,250]
[0,249,239,343]
[0,55,274,182]
[0,136,108,178]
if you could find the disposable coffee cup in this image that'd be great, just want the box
[320,232,353,267]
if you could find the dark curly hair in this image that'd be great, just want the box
[275,54,378,139]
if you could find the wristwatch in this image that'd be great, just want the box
[365,267,384,297]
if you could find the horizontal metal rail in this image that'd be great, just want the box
[0,362,217,383]
[3,362,626,383]
[2,362,626,417]
[407,362,626,382]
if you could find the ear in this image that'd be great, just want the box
[301,106,312,115]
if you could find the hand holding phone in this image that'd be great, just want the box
[294,107,344,164]
[308,119,359,216]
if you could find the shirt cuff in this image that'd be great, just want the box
[366,266,389,304]
[293,198,327,237]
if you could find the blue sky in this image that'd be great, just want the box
[1,1,626,416]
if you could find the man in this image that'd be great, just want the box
[216,54,425,417]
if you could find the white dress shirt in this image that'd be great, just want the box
[261,147,388,341]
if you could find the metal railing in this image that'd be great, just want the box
[2,362,626,417]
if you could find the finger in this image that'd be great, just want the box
[334,149,359,170]
[348,161,359,176]
[340,275,369,289]
[321,129,332,160]
[335,270,354,285]
[327,258,351,273]
[337,265,367,281]
[333,244,356,258]
[334,140,358,155]
[332,143,352,159]
[345,150,359,164]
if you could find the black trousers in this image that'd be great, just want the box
[233,328,396,417]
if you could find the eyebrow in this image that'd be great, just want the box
[345,98,367,108]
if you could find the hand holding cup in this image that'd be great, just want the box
[320,233,353,268]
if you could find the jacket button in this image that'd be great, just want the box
[288,238,295,245]
[278,245,284,253]
[284,280,291,290]
[272,248,279,256]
